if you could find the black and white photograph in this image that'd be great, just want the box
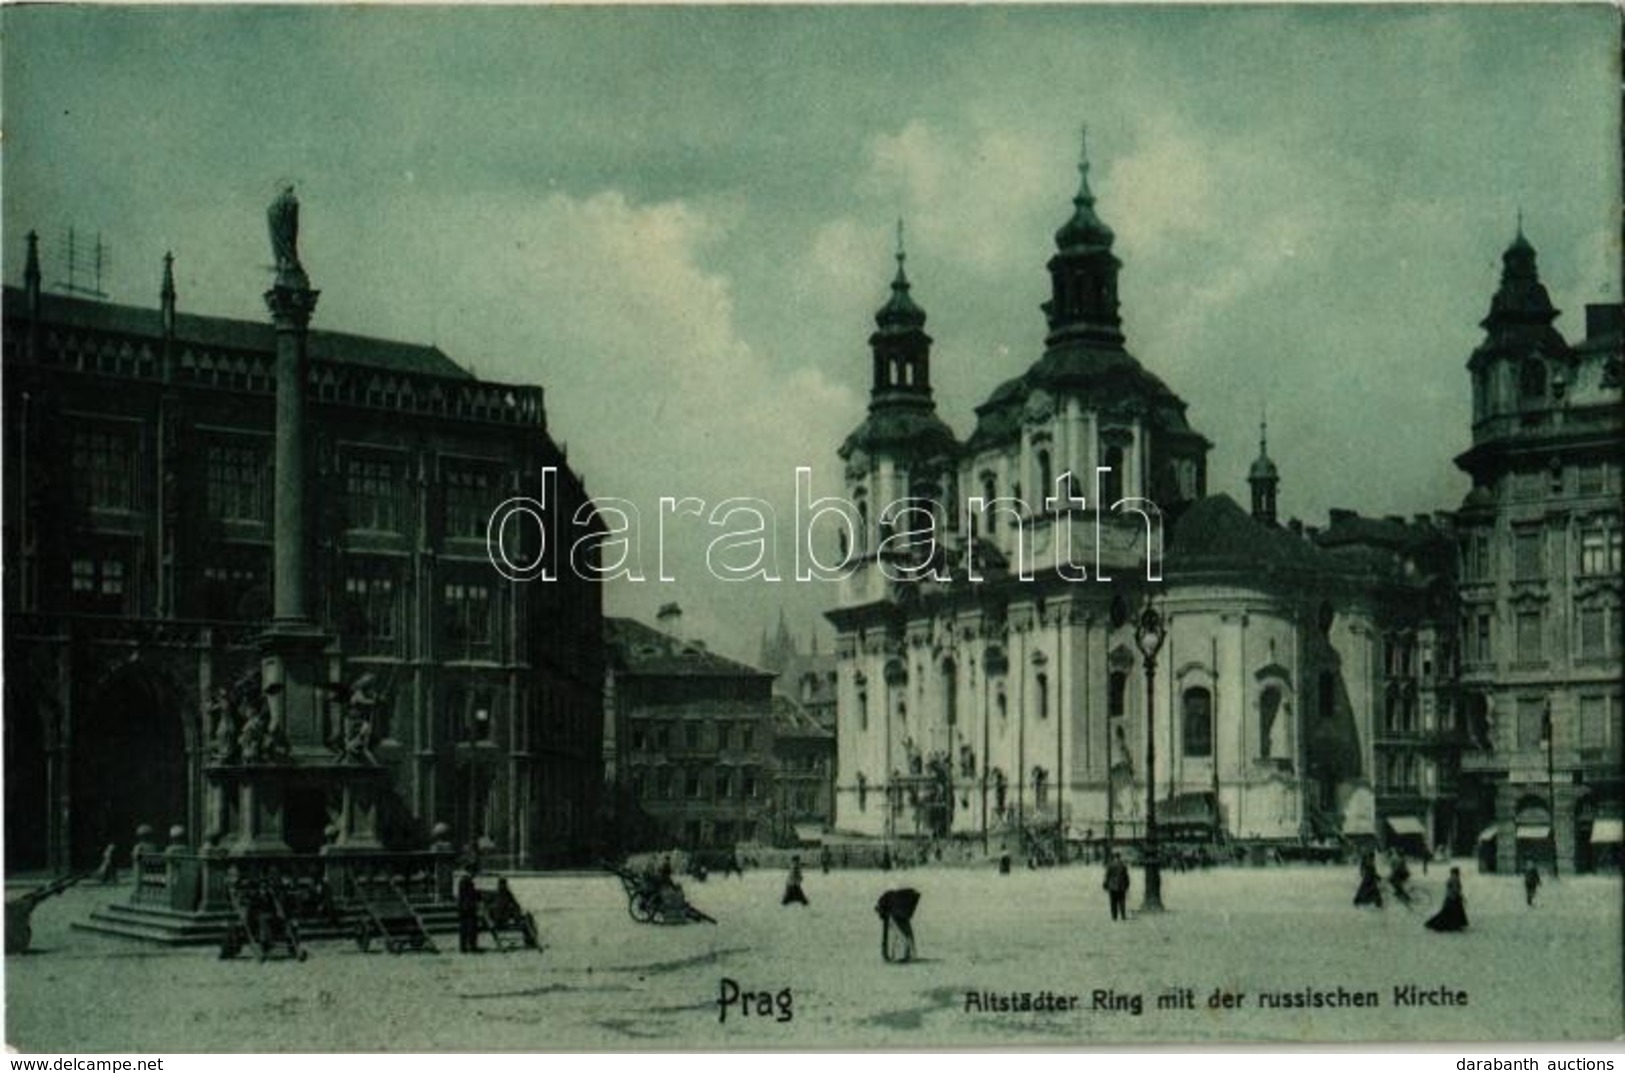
[1,2,1621,1053]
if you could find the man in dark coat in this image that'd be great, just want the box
[876,888,920,962]
[1523,864,1542,907]
[456,869,481,954]
[1103,853,1131,921]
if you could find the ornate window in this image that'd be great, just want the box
[443,580,494,651]
[1108,670,1128,718]
[1513,528,1544,580]
[1515,609,1543,664]
[346,455,402,532]
[444,465,495,539]
[1182,687,1213,758]
[205,441,268,522]
[342,561,399,655]
[72,427,136,512]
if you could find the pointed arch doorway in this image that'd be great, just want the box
[70,663,190,868]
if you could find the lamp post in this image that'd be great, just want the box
[1136,603,1166,912]
[1543,699,1559,879]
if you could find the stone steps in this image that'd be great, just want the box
[74,900,461,947]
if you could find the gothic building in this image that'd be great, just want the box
[826,140,1438,851]
[3,230,607,871]
[1452,227,1624,872]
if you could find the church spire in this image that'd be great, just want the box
[870,220,933,398]
[23,230,41,314]
[161,251,177,336]
[1043,125,1123,345]
[1249,409,1280,526]
[1483,215,1558,331]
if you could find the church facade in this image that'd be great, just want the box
[825,143,1480,856]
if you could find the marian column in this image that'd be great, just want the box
[259,187,329,759]
[265,186,319,628]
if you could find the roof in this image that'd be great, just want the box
[771,695,834,740]
[1166,494,1328,575]
[14,287,474,381]
[967,341,1204,453]
[840,400,960,462]
[605,616,772,679]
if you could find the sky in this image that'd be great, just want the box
[3,4,1619,664]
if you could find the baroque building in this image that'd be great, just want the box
[3,229,606,871]
[1452,227,1624,873]
[605,607,779,849]
[825,140,1484,856]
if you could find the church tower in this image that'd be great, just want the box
[1042,129,1123,347]
[837,224,960,568]
[1249,416,1279,525]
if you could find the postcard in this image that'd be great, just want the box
[3,2,1621,1051]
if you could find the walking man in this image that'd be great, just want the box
[1103,853,1131,921]
[1524,863,1542,907]
[456,868,481,954]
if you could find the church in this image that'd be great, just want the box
[825,138,1482,857]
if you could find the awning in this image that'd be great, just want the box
[1477,825,1502,843]
[1516,824,1551,841]
[1385,816,1427,837]
[793,824,825,845]
[1591,819,1624,845]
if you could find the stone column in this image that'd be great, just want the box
[265,281,319,628]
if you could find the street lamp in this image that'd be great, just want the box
[1542,699,1559,879]
[1136,602,1167,912]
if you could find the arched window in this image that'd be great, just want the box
[1036,449,1053,506]
[1520,360,1546,400]
[1182,687,1213,757]
[1259,686,1287,760]
[857,688,868,733]
[856,497,869,552]
[1318,671,1336,721]
[1036,672,1049,720]
[1103,445,1125,505]
[1108,670,1128,719]
[942,660,958,727]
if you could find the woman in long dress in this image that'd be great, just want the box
[1425,867,1469,932]
[1353,851,1384,907]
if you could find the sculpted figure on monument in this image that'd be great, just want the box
[207,687,239,764]
[268,185,302,280]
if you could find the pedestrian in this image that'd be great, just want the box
[1353,850,1384,908]
[1103,852,1131,921]
[94,843,119,885]
[782,855,809,906]
[876,887,921,962]
[1524,863,1542,907]
[457,868,481,953]
[820,846,833,875]
[1425,867,1469,932]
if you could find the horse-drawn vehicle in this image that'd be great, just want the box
[605,862,716,925]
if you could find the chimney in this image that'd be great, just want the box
[656,602,683,640]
